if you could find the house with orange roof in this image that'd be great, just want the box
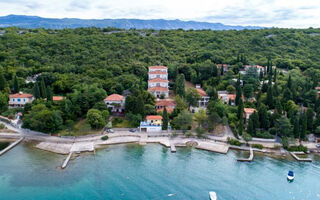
[244,108,256,120]
[217,64,229,73]
[139,115,165,132]
[104,94,126,113]
[196,85,210,108]
[148,66,169,98]
[218,91,236,106]
[9,92,34,108]
[156,99,176,113]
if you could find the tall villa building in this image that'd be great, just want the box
[148,66,169,98]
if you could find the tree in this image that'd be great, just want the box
[276,116,292,137]
[243,132,252,144]
[258,104,269,129]
[247,117,254,136]
[300,112,307,140]
[173,109,192,133]
[194,109,208,128]
[237,99,244,120]
[86,109,106,129]
[174,74,186,97]
[46,86,53,102]
[226,85,236,94]
[101,110,110,121]
[185,88,200,108]
[293,115,299,138]
[33,83,40,99]
[40,78,47,98]
[243,84,254,99]
[266,84,273,108]
[0,92,8,113]
[235,85,242,106]
[13,75,19,93]
[22,104,63,133]
[306,108,314,131]
[0,72,7,92]
[162,107,168,130]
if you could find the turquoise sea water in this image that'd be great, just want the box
[0,143,320,200]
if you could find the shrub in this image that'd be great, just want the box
[0,124,5,129]
[288,145,308,153]
[252,144,263,149]
[185,132,194,137]
[256,131,273,139]
[227,137,242,146]
[101,135,109,140]
[195,127,205,138]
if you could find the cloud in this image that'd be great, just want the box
[0,0,319,28]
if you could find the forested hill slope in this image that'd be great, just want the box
[0,15,262,30]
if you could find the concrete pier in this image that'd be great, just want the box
[289,152,312,162]
[139,134,148,145]
[0,137,24,156]
[170,143,176,153]
[196,141,229,154]
[61,152,73,169]
[237,147,254,162]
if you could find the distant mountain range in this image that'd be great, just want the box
[0,15,263,30]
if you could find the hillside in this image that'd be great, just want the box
[0,15,262,30]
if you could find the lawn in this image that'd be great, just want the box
[59,119,102,136]
[112,117,135,128]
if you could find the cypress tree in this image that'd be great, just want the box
[174,74,185,97]
[238,117,243,135]
[293,115,299,138]
[220,64,224,76]
[300,112,307,140]
[247,117,254,136]
[235,78,242,106]
[40,78,47,98]
[162,107,168,130]
[13,75,19,93]
[237,99,244,120]
[306,108,314,131]
[0,72,7,91]
[266,83,274,108]
[33,83,40,99]
[46,86,53,102]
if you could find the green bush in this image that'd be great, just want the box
[288,145,308,153]
[256,131,273,139]
[227,137,242,146]
[101,135,109,141]
[252,144,263,149]
[0,124,5,129]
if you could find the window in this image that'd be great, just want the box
[12,99,15,102]
[17,99,21,102]
[23,99,26,102]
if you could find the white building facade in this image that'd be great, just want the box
[148,66,169,98]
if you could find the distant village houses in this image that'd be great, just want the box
[156,99,176,113]
[139,115,163,132]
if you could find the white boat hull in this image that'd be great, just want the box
[209,191,217,200]
[287,175,294,181]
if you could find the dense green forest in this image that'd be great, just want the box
[1,27,320,142]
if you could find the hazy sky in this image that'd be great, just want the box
[0,0,319,28]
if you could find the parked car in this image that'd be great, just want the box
[129,128,136,132]
[107,129,114,133]
[316,144,320,148]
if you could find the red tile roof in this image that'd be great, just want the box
[52,96,65,101]
[9,93,33,98]
[146,115,163,120]
[149,66,167,69]
[104,94,125,101]
[196,88,207,97]
[156,99,176,107]
[157,107,174,113]
[148,78,169,83]
[244,108,256,114]
[148,71,167,75]
[228,94,236,101]
[315,87,320,90]
[148,87,169,92]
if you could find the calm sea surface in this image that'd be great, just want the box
[0,143,319,200]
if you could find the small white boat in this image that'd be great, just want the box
[287,171,294,182]
[209,191,217,200]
